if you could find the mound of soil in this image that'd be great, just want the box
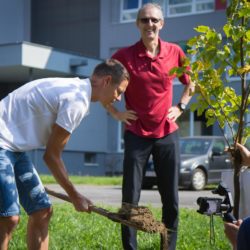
[117,203,168,249]
[118,203,165,233]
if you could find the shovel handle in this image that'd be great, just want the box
[44,187,111,217]
[45,187,71,202]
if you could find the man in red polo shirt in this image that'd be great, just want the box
[108,3,194,250]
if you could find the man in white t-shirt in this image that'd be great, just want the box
[0,59,130,250]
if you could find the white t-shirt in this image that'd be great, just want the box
[0,77,91,151]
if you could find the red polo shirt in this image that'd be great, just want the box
[112,39,190,138]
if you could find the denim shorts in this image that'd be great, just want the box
[0,148,51,216]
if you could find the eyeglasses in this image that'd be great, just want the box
[139,18,161,24]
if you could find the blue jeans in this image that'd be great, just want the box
[0,148,51,216]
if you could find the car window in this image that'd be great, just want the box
[180,139,211,155]
[212,140,226,154]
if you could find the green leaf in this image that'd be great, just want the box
[223,23,232,38]
[228,68,235,76]
[190,102,198,112]
[223,45,231,55]
[238,5,250,18]
[194,25,210,33]
[206,117,216,126]
[187,37,198,47]
[246,30,250,40]
[187,49,197,55]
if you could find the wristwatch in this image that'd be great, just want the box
[177,103,186,112]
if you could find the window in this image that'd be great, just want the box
[84,152,98,166]
[180,138,212,154]
[212,140,226,154]
[120,0,214,22]
[166,0,214,17]
[118,121,125,152]
[121,0,164,22]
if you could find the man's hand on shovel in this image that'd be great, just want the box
[70,192,93,213]
[46,187,93,213]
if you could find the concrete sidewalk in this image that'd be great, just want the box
[44,184,212,209]
[45,184,124,207]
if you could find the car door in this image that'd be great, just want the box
[208,139,232,181]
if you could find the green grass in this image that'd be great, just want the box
[40,175,217,190]
[9,205,230,250]
[40,175,123,186]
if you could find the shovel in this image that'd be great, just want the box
[45,187,169,249]
[44,187,166,233]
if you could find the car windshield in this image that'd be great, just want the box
[180,138,212,155]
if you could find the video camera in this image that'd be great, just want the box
[197,182,236,223]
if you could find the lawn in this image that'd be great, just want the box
[9,204,230,250]
[40,175,217,190]
[40,175,123,186]
[9,176,227,249]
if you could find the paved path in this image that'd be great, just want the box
[45,184,216,209]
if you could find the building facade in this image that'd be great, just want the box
[0,0,230,175]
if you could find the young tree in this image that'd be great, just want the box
[173,0,250,218]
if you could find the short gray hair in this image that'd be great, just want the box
[136,3,164,21]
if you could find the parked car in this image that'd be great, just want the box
[142,136,233,191]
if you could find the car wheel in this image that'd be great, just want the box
[191,168,206,191]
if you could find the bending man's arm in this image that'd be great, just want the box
[106,104,137,125]
[43,123,92,212]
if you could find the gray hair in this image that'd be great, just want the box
[136,3,164,21]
